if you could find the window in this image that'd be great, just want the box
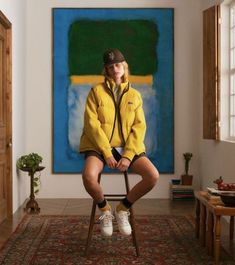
[229,2,235,139]
[220,1,235,142]
[204,2,235,142]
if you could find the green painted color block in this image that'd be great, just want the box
[69,20,158,75]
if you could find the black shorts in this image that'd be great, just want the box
[84,149,146,166]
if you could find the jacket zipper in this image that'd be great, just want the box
[109,91,117,143]
[108,83,129,143]
[117,91,126,144]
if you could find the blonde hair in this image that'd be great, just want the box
[103,61,130,82]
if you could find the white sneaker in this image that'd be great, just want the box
[99,210,114,236]
[114,210,132,236]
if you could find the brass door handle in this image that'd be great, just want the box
[7,139,12,148]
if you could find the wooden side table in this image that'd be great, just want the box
[194,191,235,265]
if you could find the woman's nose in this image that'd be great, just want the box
[113,65,119,71]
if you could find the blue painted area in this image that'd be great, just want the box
[53,8,174,173]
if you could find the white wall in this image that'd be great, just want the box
[202,0,224,10]
[0,0,27,212]
[25,0,203,199]
[199,0,235,190]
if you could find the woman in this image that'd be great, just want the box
[80,48,159,236]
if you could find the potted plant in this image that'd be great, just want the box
[181,152,193,185]
[16,153,44,213]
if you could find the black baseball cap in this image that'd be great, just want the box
[103,48,125,66]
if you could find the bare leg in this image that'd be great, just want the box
[82,156,104,203]
[127,156,159,203]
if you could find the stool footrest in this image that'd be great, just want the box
[104,194,126,197]
[106,198,124,201]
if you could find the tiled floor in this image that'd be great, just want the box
[0,198,234,260]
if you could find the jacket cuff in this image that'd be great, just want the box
[122,150,135,161]
[102,148,113,161]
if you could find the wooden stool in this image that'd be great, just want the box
[84,171,140,257]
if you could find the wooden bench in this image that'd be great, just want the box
[194,191,235,265]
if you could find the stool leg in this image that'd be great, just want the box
[124,171,140,257]
[230,216,234,240]
[85,173,101,256]
[85,200,97,256]
[129,207,140,257]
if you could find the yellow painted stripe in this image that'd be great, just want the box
[70,75,153,85]
[129,75,153,84]
[70,75,104,85]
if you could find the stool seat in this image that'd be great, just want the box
[84,171,140,256]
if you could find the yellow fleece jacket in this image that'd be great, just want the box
[79,78,146,161]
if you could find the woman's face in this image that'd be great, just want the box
[106,62,125,83]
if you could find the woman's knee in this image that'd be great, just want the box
[82,170,99,190]
[147,169,159,188]
[82,156,103,187]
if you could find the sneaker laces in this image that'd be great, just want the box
[99,212,114,226]
[116,211,130,226]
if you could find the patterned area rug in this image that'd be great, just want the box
[0,215,234,265]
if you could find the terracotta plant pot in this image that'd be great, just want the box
[181,174,193,185]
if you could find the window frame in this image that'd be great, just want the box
[229,1,235,141]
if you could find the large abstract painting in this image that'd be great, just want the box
[53,8,174,173]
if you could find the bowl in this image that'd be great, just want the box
[171,179,181,185]
[220,193,235,207]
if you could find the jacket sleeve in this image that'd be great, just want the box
[122,94,146,161]
[83,88,113,160]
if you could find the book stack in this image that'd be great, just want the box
[206,187,235,204]
[170,184,194,200]
[207,187,235,194]
[205,188,220,203]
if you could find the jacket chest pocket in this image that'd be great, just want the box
[123,103,136,126]
[127,103,135,112]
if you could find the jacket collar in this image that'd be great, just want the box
[104,77,129,94]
